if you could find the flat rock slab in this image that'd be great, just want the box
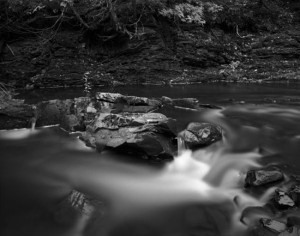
[178,122,222,150]
[245,169,284,187]
[96,92,162,113]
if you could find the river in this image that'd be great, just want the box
[1,83,300,236]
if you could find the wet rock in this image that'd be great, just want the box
[96,92,161,113]
[279,226,300,236]
[83,112,177,160]
[260,218,287,233]
[178,122,222,150]
[245,169,284,187]
[274,189,295,208]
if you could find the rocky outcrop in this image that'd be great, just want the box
[0,93,224,160]
[82,112,177,160]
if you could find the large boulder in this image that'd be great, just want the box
[36,97,94,131]
[82,112,177,160]
[178,122,222,150]
[95,92,162,113]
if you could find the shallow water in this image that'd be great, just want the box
[2,84,300,236]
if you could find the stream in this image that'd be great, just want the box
[1,83,300,236]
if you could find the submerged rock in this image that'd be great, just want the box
[245,169,284,187]
[260,218,287,233]
[54,190,95,226]
[83,112,177,160]
[178,122,222,150]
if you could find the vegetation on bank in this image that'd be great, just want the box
[1,0,297,44]
[0,0,299,87]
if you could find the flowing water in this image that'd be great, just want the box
[1,84,300,236]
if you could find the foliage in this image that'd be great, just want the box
[204,0,295,32]
[0,0,296,45]
[160,3,205,25]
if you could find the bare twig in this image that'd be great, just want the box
[6,44,15,56]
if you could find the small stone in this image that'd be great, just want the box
[274,189,295,208]
[260,218,287,233]
[87,106,97,113]
[245,169,284,187]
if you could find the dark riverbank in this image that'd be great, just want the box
[0,0,300,89]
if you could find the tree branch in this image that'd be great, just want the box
[68,3,91,29]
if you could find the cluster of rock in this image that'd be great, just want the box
[0,92,222,161]
[243,167,300,236]
[1,93,223,233]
